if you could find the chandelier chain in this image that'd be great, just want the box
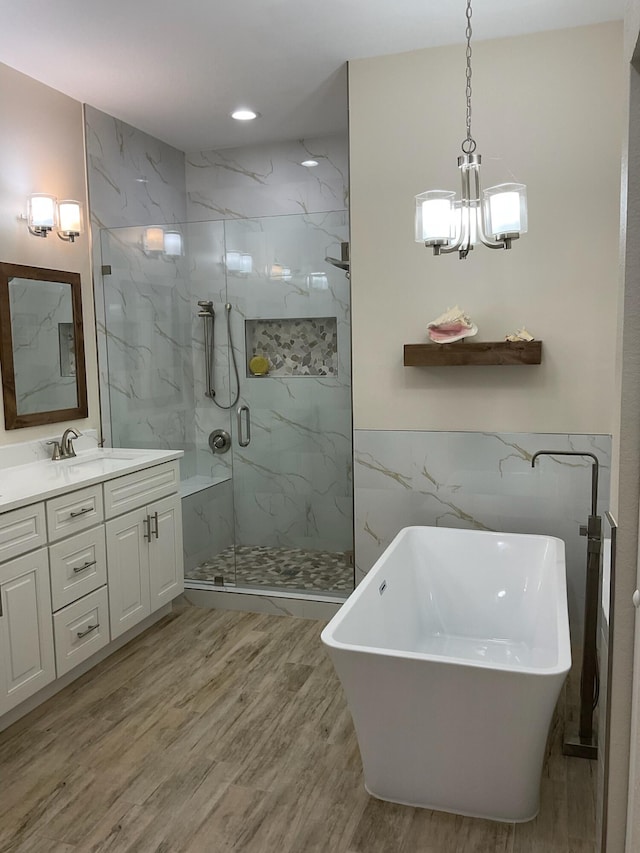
[462,0,476,155]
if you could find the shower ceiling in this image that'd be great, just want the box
[0,0,623,152]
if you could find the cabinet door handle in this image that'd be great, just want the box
[143,515,151,543]
[70,506,92,518]
[73,560,97,574]
[76,623,99,639]
[152,511,159,539]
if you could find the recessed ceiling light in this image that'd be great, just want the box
[301,159,319,168]
[231,109,259,121]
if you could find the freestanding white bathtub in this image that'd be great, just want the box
[321,526,571,823]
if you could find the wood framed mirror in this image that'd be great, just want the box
[0,262,88,429]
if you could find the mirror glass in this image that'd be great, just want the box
[9,277,78,413]
[0,263,88,429]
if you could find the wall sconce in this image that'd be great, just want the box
[25,194,84,242]
[57,200,83,242]
[27,193,57,237]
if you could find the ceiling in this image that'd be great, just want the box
[0,0,624,153]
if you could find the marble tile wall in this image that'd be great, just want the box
[185,135,348,221]
[84,105,188,449]
[85,106,187,230]
[182,480,234,574]
[354,430,611,648]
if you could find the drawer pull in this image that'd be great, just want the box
[70,507,93,518]
[152,511,159,539]
[143,515,151,543]
[76,623,99,639]
[73,560,97,574]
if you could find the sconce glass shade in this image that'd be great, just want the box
[483,183,528,238]
[57,200,83,240]
[163,230,183,257]
[143,227,165,254]
[28,193,57,234]
[414,190,456,244]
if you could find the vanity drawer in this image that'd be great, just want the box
[0,502,47,563]
[104,461,179,519]
[53,586,110,678]
[46,485,104,542]
[49,526,107,611]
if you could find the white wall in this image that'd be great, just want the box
[0,62,98,446]
[610,5,640,852]
[349,23,623,434]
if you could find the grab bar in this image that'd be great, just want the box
[237,405,251,447]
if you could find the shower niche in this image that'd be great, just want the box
[245,316,338,378]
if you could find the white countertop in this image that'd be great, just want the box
[0,447,184,514]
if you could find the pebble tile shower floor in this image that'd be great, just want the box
[186,544,353,592]
[0,602,596,852]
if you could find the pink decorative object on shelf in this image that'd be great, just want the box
[427,306,478,344]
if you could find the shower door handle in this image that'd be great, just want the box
[237,405,251,447]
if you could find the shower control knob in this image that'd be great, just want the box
[209,429,231,454]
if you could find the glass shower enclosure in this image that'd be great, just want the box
[99,211,353,597]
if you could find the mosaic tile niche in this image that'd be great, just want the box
[245,317,338,377]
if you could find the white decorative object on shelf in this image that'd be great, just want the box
[505,327,535,342]
[427,306,478,344]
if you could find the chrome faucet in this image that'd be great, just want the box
[531,450,599,519]
[61,428,81,458]
[47,428,82,461]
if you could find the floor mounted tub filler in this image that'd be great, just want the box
[321,526,571,822]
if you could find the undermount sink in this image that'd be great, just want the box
[63,450,152,466]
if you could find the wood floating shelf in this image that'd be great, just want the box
[403,340,542,367]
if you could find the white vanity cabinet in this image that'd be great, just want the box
[0,448,183,727]
[0,545,56,716]
[105,465,183,639]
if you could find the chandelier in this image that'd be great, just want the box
[414,0,527,259]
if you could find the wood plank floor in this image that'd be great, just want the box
[0,601,596,853]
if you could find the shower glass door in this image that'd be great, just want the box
[225,211,353,594]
